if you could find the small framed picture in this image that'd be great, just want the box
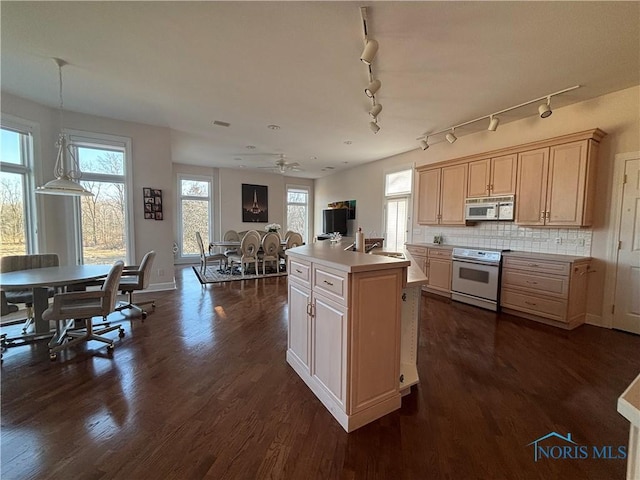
[145,204,152,212]
[144,212,153,219]
[155,212,163,220]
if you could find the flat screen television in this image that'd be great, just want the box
[323,208,348,235]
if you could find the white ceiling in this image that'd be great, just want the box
[1,2,639,178]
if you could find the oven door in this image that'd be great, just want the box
[451,259,500,301]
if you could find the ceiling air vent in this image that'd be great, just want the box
[212,120,231,127]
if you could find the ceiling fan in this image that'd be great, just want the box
[257,154,301,174]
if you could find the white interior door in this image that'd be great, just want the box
[613,158,640,334]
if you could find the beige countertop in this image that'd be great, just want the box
[405,243,591,262]
[286,241,427,287]
[618,373,640,428]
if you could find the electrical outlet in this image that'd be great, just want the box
[577,238,585,247]
[158,268,164,277]
[555,238,562,245]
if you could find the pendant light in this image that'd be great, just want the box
[36,58,93,197]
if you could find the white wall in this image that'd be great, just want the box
[2,93,176,289]
[316,85,640,321]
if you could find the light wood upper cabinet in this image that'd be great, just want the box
[467,154,517,197]
[516,148,549,226]
[417,164,467,225]
[516,140,599,226]
[417,129,605,227]
[417,169,440,224]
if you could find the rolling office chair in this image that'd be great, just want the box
[44,260,125,360]
[114,251,156,320]
[0,254,59,333]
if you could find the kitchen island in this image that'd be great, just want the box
[285,241,427,432]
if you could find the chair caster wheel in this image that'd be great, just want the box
[118,329,125,338]
[107,345,114,353]
[49,353,57,361]
[151,303,156,309]
[141,312,147,320]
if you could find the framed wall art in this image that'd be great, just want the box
[144,187,163,220]
[242,184,268,223]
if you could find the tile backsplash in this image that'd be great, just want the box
[416,223,591,256]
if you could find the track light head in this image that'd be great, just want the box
[539,97,553,118]
[360,39,379,65]
[419,138,429,151]
[445,130,457,144]
[365,79,381,98]
[488,115,500,131]
[369,103,382,120]
[369,121,380,134]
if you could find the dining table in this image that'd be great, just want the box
[1,264,112,337]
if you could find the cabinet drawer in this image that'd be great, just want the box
[288,258,311,285]
[501,289,567,321]
[502,256,570,276]
[313,265,348,305]
[406,246,427,257]
[502,269,568,297]
[428,248,452,260]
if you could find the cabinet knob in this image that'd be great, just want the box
[525,280,538,285]
[295,269,303,274]
[524,301,537,306]
[323,280,334,286]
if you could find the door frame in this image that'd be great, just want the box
[602,150,640,329]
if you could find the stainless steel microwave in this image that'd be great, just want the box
[465,195,515,221]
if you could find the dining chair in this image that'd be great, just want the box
[196,231,227,271]
[44,260,125,361]
[259,232,281,275]
[223,229,241,256]
[227,230,261,276]
[279,232,303,264]
[114,250,156,320]
[0,254,59,334]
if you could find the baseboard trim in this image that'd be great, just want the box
[586,313,607,328]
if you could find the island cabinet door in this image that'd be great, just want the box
[288,281,311,372]
[349,269,403,415]
[310,293,348,409]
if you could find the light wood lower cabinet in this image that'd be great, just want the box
[405,245,452,296]
[500,254,591,329]
[287,256,405,432]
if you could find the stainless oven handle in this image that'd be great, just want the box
[452,258,501,267]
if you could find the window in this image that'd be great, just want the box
[286,185,309,243]
[179,176,211,257]
[70,131,133,265]
[0,119,37,256]
[384,168,412,251]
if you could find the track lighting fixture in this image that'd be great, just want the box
[488,115,500,131]
[445,130,457,144]
[369,103,382,120]
[417,85,580,150]
[360,7,382,134]
[365,79,381,98]
[360,39,378,65]
[538,97,553,118]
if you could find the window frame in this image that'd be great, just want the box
[0,114,39,254]
[285,184,310,243]
[67,129,134,265]
[383,166,413,250]
[177,173,213,260]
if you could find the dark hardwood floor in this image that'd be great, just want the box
[1,266,638,479]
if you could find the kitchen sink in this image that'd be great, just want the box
[368,251,406,259]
